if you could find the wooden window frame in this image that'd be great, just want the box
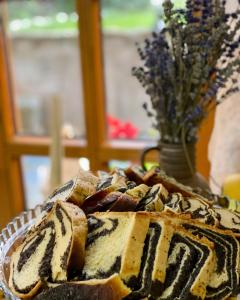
[0,0,214,228]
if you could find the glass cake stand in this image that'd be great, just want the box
[0,205,42,300]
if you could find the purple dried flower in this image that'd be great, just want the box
[133,0,240,143]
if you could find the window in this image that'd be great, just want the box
[101,0,186,141]
[8,0,85,138]
[102,0,157,141]
[0,0,213,228]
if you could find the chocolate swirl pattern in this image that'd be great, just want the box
[125,222,162,299]
[165,194,218,226]
[8,201,87,299]
[165,193,184,212]
[11,222,55,296]
[47,171,99,208]
[138,184,168,212]
[215,208,240,235]
[183,223,239,299]
[158,230,214,300]
[5,166,240,300]
[82,212,150,285]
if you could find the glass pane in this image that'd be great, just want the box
[108,160,158,172]
[22,156,50,209]
[22,156,89,209]
[102,0,185,141]
[6,0,85,139]
[108,160,132,170]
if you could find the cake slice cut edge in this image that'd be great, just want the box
[82,211,150,288]
[214,207,240,236]
[157,225,215,300]
[149,218,175,299]
[125,218,174,300]
[137,184,168,212]
[8,200,88,299]
[156,211,240,299]
[47,170,99,207]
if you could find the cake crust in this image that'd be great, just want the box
[33,274,131,300]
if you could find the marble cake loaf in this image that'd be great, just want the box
[164,193,240,236]
[142,166,214,205]
[33,274,131,300]
[9,201,88,299]
[7,164,240,300]
[149,219,215,300]
[45,168,138,214]
[137,184,168,212]
[142,167,197,197]
[159,212,240,300]
[82,212,150,287]
[81,167,150,214]
[46,171,100,208]
[81,183,149,214]
[214,208,240,236]
[165,193,218,226]
[42,167,220,220]
[82,211,215,300]
[127,217,215,300]
[124,218,174,299]
[124,165,146,184]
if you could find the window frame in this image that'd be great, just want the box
[0,0,214,228]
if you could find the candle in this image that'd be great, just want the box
[49,95,63,191]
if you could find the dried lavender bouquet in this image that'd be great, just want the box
[133,0,240,144]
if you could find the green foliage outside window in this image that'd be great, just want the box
[7,0,185,32]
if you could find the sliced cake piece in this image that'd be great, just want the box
[125,218,174,299]
[149,218,175,299]
[9,201,88,299]
[108,184,149,212]
[165,194,218,226]
[159,212,240,299]
[164,192,185,212]
[81,172,129,213]
[82,183,148,214]
[180,197,218,225]
[124,165,146,184]
[108,193,140,212]
[137,184,168,212]
[124,183,149,200]
[143,166,213,205]
[96,170,127,192]
[183,222,239,299]
[143,167,194,195]
[82,212,150,287]
[157,226,215,300]
[46,171,99,208]
[81,191,122,214]
[214,208,240,236]
[33,274,131,300]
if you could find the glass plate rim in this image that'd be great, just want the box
[0,204,43,300]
